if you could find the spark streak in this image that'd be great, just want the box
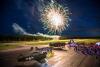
[41,0,70,34]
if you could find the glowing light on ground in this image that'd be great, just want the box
[41,0,71,34]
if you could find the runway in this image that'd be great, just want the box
[0,46,99,67]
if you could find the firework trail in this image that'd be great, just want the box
[40,0,71,34]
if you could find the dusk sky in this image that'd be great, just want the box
[0,0,100,37]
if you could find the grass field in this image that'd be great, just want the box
[0,39,100,50]
[0,44,21,50]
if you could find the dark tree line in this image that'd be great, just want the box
[0,35,52,42]
[59,36,100,40]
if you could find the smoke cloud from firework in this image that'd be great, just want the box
[15,0,71,35]
[12,23,28,35]
[12,23,59,39]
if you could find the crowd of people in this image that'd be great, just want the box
[68,40,100,56]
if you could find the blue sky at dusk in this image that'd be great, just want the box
[0,0,100,37]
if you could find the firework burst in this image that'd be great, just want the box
[41,0,70,34]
